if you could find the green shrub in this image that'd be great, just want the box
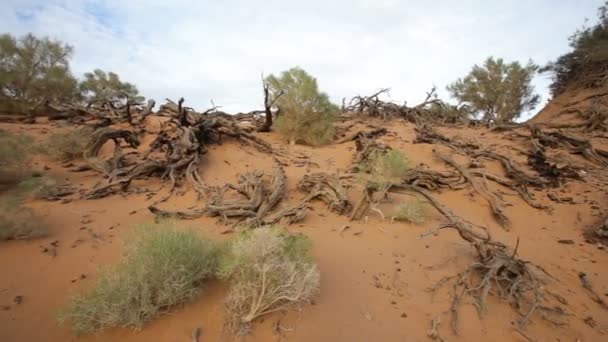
[367,149,410,186]
[218,227,320,334]
[391,199,428,224]
[542,2,608,95]
[267,67,338,146]
[17,176,64,199]
[0,129,35,185]
[0,196,48,240]
[46,126,93,161]
[59,224,220,334]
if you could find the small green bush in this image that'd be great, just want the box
[0,129,35,185]
[46,127,93,161]
[391,199,428,224]
[59,224,220,334]
[0,197,48,240]
[366,149,410,186]
[17,176,63,199]
[218,227,320,334]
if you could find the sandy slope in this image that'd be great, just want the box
[0,115,607,342]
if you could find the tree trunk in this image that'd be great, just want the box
[259,82,273,132]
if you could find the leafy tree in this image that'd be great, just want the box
[542,1,608,95]
[0,33,77,109]
[266,67,338,145]
[79,69,144,104]
[447,57,539,123]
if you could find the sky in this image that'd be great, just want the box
[1,0,605,119]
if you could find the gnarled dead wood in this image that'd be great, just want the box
[344,87,468,125]
[261,202,309,225]
[435,151,510,228]
[578,272,608,310]
[298,172,352,214]
[470,171,547,210]
[414,125,479,151]
[335,127,388,144]
[474,150,550,188]
[86,160,165,199]
[399,185,566,335]
[531,126,608,167]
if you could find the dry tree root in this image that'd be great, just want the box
[148,165,285,226]
[526,149,582,186]
[343,87,467,125]
[578,272,608,310]
[349,177,567,335]
[414,125,479,151]
[261,202,309,225]
[531,126,608,167]
[86,160,166,199]
[335,126,387,144]
[591,217,608,239]
[201,164,286,226]
[402,185,567,335]
[149,167,351,228]
[474,150,550,188]
[82,126,140,174]
[427,317,446,342]
[435,151,510,228]
[470,170,547,210]
[297,172,352,214]
[82,98,280,199]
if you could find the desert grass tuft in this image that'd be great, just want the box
[59,224,220,334]
[46,126,93,161]
[0,196,48,240]
[391,199,428,224]
[0,129,36,185]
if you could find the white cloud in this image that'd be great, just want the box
[2,0,605,118]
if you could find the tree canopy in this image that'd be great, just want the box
[447,57,539,123]
[266,67,338,145]
[542,1,608,95]
[79,69,144,104]
[0,33,77,106]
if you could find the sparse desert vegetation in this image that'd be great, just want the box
[59,224,220,334]
[0,129,35,186]
[1,2,608,342]
[219,227,320,333]
[391,199,428,224]
[369,149,410,184]
[45,126,93,162]
[0,196,47,240]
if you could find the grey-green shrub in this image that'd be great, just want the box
[0,129,35,185]
[46,126,93,161]
[391,199,428,224]
[59,224,220,334]
[0,196,48,240]
[218,226,320,334]
[17,176,63,199]
[374,150,409,180]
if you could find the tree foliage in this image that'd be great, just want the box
[542,1,608,95]
[447,57,539,123]
[79,69,144,104]
[266,67,338,145]
[0,33,77,108]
